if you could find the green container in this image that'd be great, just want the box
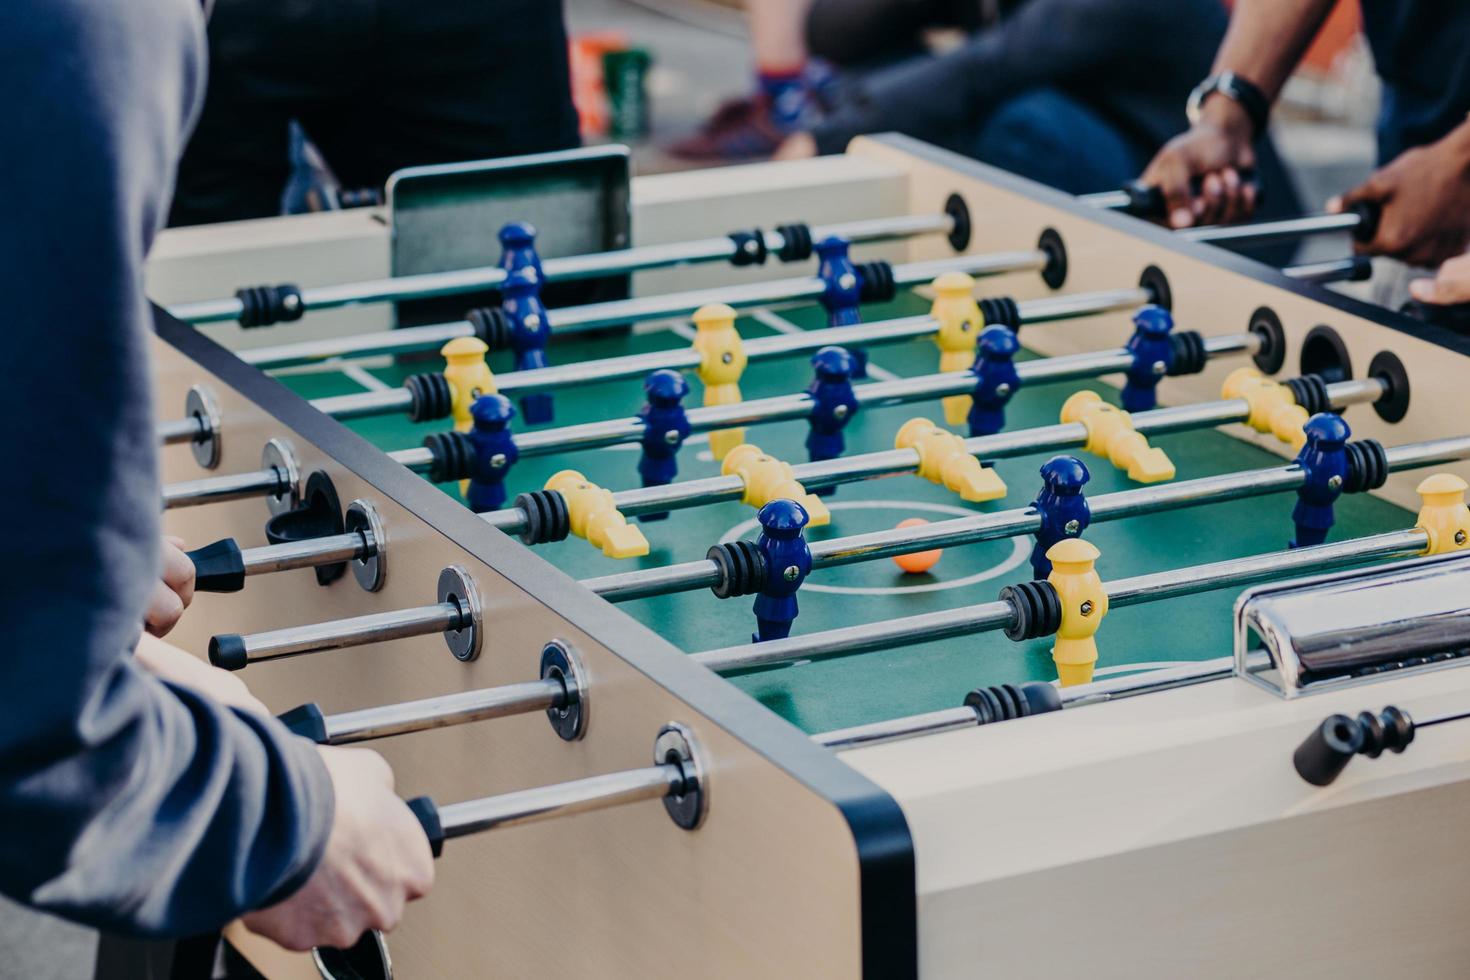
[603,48,652,139]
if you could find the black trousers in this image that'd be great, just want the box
[170,0,580,226]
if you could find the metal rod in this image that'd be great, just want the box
[320,679,566,744]
[1080,188,1131,211]
[1182,212,1363,246]
[485,333,1273,536]
[239,533,368,577]
[239,251,1050,368]
[156,416,205,446]
[170,212,955,325]
[439,764,683,839]
[223,602,463,666]
[583,432,1470,603]
[1104,529,1429,610]
[1282,256,1372,285]
[498,332,1258,463]
[692,530,1428,673]
[813,706,984,750]
[161,468,288,509]
[304,286,1150,423]
[814,653,1259,749]
[1416,709,1470,730]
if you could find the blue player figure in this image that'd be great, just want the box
[1291,413,1351,548]
[816,235,861,327]
[466,394,519,513]
[1121,305,1175,412]
[498,221,543,281]
[501,266,555,425]
[636,369,692,522]
[752,499,811,643]
[968,325,1022,436]
[1029,455,1091,579]
[805,347,859,494]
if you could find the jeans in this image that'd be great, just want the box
[964,87,1144,195]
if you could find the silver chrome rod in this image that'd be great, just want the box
[240,533,368,577]
[484,333,1281,536]
[162,468,288,509]
[1104,529,1429,610]
[221,602,462,666]
[1282,256,1372,285]
[320,679,566,744]
[239,251,1050,368]
[1081,188,1132,211]
[308,287,1151,423]
[1183,212,1363,246]
[170,213,955,324]
[496,333,1258,462]
[693,530,1427,673]
[695,601,1016,672]
[813,706,983,750]
[156,416,206,445]
[439,764,683,839]
[814,653,1260,749]
[584,432,1470,602]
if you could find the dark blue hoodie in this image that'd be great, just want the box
[0,0,332,937]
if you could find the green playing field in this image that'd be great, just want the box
[276,296,1411,734]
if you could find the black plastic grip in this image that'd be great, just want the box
[728,229,769,267]
[466,306,512,350]
[999,580,1063,640]
[187,538,247,593]
[1293,706,1415,786]
[208,634,248,672]
[1403,298,1470,333]
[235,283,304,328]
[1293,714,1363,787]
[1115,171,1261,220]
[408,795,445,858]
[277,703,329,744]
[1348,201,1381,244]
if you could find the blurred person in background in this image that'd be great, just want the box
[169,0,580,226]
[676,0,1301,237]
[668,0,832,160]
[1139,1,1470,280]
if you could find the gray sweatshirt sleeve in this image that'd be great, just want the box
[810,0,1193,154]
[0,0,334,937]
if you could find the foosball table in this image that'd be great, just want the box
[117,135,1470,978]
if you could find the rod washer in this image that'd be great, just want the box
[184,385,222,469]
[344,499,387,592]
[654,722,708,831]
[261,438,301,517]
[437,564,484,662]
[540,639,588,741]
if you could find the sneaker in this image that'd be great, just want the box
[666,95,800,162]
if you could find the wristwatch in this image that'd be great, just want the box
[1186,71,1271,139]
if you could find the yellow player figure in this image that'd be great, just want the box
[1060,390,1175,483]
[1415,473,1470,555]
[545,470,649,559]
[930,271,983,427]
[1220,367,1310,451]
[721,444,830,526]
[1046,537,1108,687]
[440,337,497,432]
[692,303,747,460]
[895,418,1007,501]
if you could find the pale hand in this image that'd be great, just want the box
[1409,252,1470,306]
[145,536,196,637]
[134,632,268,716]
[242,746,436,951]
